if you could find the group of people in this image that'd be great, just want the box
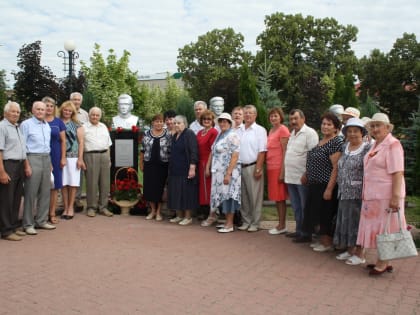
[141,100,407,276]
[1,94,408,276]
[0,93,115,242]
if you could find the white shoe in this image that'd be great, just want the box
[25,227,38,235]
[336,251,352,261]
[218,227,234,233]
[237,224,249,231]
[247,226,259,232]
[37,223,56,230]
[309,241,320,248]
[155,215,163,221]
[313,244,333,252]
[169,216,183,223]
[179,218,192,226]
[268,227,288,235]
[345,255,366,265]
[146,213,155,220]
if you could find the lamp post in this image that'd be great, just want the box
[57,40,79,93]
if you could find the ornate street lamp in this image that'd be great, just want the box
[57,40,79,92]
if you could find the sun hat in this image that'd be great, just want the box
[360,117,371,125]
[366,113,394,132]
[217,112,233,125]
[329,104,344,116]
[343,107,360,118]
[342,117,368,137]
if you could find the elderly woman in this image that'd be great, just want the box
[266,107,290,235]
[196,110,218,223]
[43,96,66,224]
[356,113,407,276]
[205,113,241,233]
[59,101,85,219]
[83,107,113,218]
[296,112,343,251]
[167,115,199,225]
[140,114,171,221]
[334,118,371,264]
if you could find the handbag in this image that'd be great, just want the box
[376,209,418,261]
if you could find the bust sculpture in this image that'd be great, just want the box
[112,94,139,128]
[209,96,224,117]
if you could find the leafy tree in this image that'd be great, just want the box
[333,73,358,107]
[175,94,195,125]
[238,63,268,130]
[13,41,63,113]
[81,43,139,120]
[257,59,283,109]
[177,28,251,104]
[255,13,358,114]
[0,70,7,111]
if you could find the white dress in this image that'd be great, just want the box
[210,129,241,209]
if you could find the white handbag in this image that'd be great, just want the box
[376,210,418,261]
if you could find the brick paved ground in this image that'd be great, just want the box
[1,213,419,315]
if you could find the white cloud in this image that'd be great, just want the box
[1,0,419,88]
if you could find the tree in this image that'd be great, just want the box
[0,70,7,112]
[332,73,358,108]
[255,13,358,114]
[13,41,63,113]
[257,58,283,109]
[177,28,251,105]
[81,43,139,121]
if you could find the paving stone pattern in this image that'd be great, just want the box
[1,214,419,315]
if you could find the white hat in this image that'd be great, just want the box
[329,104,344,116]
[343,107,360,118]
[342,117,368,137]
[366,113,394,132]
[217,112,233,125]
[360,117,371,125]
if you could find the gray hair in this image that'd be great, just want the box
[42,96,56,105]
[289,108,305,119]
[3,101,21,113]
[194,100,207,109]
[174,115,188,128]
[243,104,257,114]
[70,92,83,101]
[89,106,102,117]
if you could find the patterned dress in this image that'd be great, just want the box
[333,142,371,248]
[210,129,241,212]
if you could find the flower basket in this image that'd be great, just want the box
[111,167,142,215]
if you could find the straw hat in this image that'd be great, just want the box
[366,113,394,132]
[343,107,360,118]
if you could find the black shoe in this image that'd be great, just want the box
[285,232,298,238]
[61,214,68,219]
[293,236,312,243]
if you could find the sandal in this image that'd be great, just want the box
[201,216,217,227]
[49,215,59,224]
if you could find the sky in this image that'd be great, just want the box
[1,0,419,88]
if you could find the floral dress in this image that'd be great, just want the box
[210,129,241,211]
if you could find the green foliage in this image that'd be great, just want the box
[13,41,63,113]
[255,12,358,113]
[0,70,7,111]
[175,94,195,125]
[333,73,358,107]
[400,108,420,195]
[357,33,420,127]
[359,96,379,118]
[177,28,251,105]
[257,59,283,109]
[81,43,139,121]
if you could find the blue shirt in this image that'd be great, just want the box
[20,116,51,154]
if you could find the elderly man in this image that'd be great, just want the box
[284,109,319,242]
[84,107,113,217]
[112,94,139,128]
[190,100,207,134]
[0,102,28,241]
[20,101,56,235]
[237,105,267,232]
[71,92,88,210]
[70,92,89,125]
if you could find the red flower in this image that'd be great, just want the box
[131,125,139,133]
[116,127,123,133]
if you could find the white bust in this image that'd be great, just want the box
[112,94,139,128]
[210,96,224,117]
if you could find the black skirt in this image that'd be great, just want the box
[167,175,198,211]
[143,161,168,203]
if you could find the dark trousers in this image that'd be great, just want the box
[0,160,24,237]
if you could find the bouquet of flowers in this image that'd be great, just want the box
[111,167,141,201]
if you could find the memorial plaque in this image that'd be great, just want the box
[115,139,134,167]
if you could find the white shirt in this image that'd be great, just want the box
[284,124,319,184]
[83,122,112,152]
[112,115,139,129]
[190,120,203,135]
[238,122,267,164]
[77,108,89,125]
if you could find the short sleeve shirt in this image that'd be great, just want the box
[306,136,343,184]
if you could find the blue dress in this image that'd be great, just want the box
[48,117,66,189]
